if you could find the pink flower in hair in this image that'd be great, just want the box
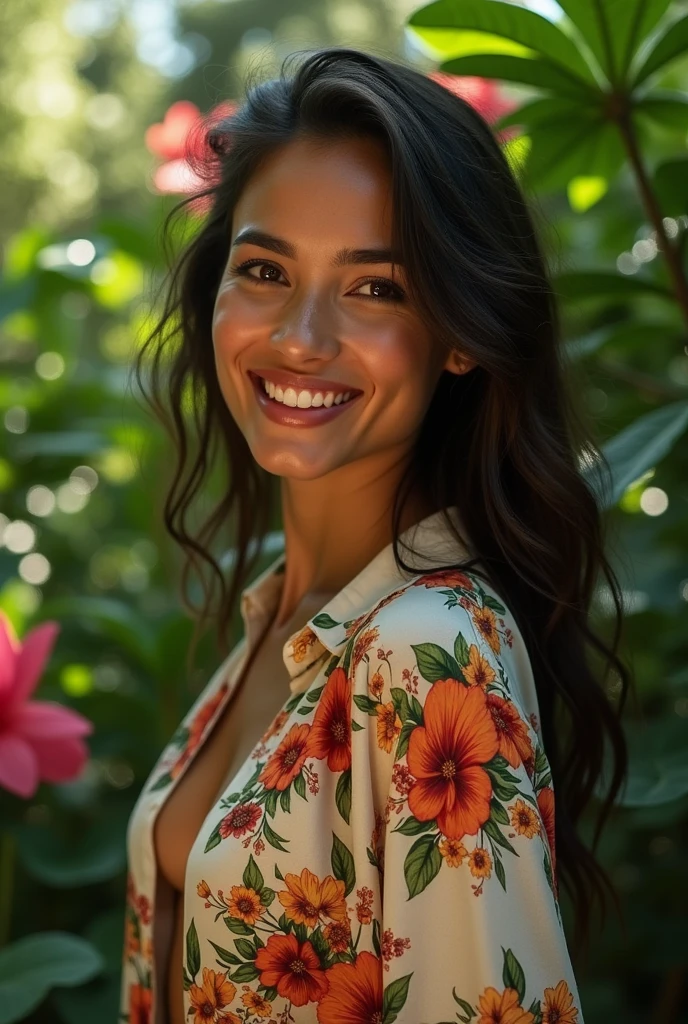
[0,612,92,798]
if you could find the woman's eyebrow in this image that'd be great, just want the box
[230,228,404,267]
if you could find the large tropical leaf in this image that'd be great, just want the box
[494,94,594,131]
[653,156,688,217]
[554,270,673,300]
[556,0,672,83]
[525,115,626,191]
[584,400,688,509]
[631,12,688,87]
[0,933,102,1024]
[439,53,596,99]
[634,89,688,130]
[408,0,597,83]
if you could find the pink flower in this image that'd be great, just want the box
[145,99,238,197]
[0,612,92,798]
[428,72,518,134]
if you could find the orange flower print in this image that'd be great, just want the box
[439,837,468,866]
[290,625,319,664]
[463,644,497,689]
[407,680,499,839]
[472,605,501,654]
[352,626,380,675]
[509,798,541,839]
[255,933,328,1006]
[413,569,474,590]
[225,885,264,925]
[241,989,273,1017]
[485,693,534,768]
[219,802,261,839]
[324,920,351,953]
[542,979,578,1023]
[259,708,290,745]
[476,986,535,1024]
[278,867,347,927]
[355,886,374,924]
[370,670,384,697]
[376,701,401,753]
[316,950,383,1024]
[307,667,351,772]
[196,879,212,899]
[188,968,236,1024]
[171,683,229,779]
[259,724,311,791]
[537,787,557,887]
[468,847,492,878]
[128,983,152,1024]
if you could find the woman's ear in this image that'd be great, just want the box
[444,349,477,376]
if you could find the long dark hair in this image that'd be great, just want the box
[132,46,631,962]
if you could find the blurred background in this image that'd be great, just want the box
[0,0,687,1021]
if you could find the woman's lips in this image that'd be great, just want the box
[247,371,362,428]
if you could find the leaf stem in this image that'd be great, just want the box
[0,831,16,947]
[611,95,688,328]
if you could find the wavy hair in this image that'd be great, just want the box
[132,46,631,961]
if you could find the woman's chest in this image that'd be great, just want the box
[153,637,296,893]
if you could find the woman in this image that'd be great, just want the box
[122,47,630,1024]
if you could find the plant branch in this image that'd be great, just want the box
[0,831,15,947]
[610,96,688,329]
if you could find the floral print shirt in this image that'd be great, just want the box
[120,505,585,1024]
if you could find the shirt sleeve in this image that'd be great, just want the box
[357,572,586,1024]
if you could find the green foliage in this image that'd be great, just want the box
[0,1,687,1022]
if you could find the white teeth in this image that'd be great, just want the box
[260,377,355,410]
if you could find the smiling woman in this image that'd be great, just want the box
[126,47,630,1024]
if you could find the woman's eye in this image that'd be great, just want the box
[229,260,405,303]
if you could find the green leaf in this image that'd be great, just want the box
[352,719,364,731]
[264,788,278,819]
[494,855,507,892]
[224,917,253,936]
[585,401,688,509]
[554,269,672,300]
[654,156,688,217]
[353,693,379,715]
[208,941,242,966]
[453,988,477,1018]
[502,947,526,1004]
[230,962,260,983]
[234,938,257,961]
[204,827,222,854]
[0,933,103,1024]
[525,116,626,193]
[293,772,307,801]
[275,864,285,880]
[490,798,511,826]
[280,787,291,814]
[260,886,275,907]
[632,12,688,86]
[404,834,442,899]
[395,719,415,760]
[336,768,352,825]
[393,815,437,837]
[312,612,340,628]
[243,855,264,894]
[186,919,201,979]
[263,819,289,853]
[483,818,518,856]
[454,632,470,668]
[556,0,671,82]
[411,642,464,683]
[17,810,128,887]
[439,53,595,99]
[408,0,596,83]
[382,972,413,1024]
[635,90,688,131]
[331,832,356,896]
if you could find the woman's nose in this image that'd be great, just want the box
[269,290,339,358]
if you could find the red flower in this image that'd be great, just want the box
[259,724,310,791]
[316,950,383,1024]
[128,983,152,1024]
[254,933,328,1006]
[219,802,261,839]
[407,679,499,839]
[484,693,534,768]
[429,72,518,127]
[307,667,351,772]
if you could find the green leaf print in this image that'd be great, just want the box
[483,817,518,856]
[148,771,173,793]
[483,593,506,615]
[264,788,279,819]
[411,642,465,684]
[185,918,200,979]
[262,819,289,852]
[224,917,253,937]
[312,612,340,628]
[353,694,379,715]
[331,832,356,897]
[502,947,526,1004]
[260,886,275,907]
[454,632,470,669]
[490,798,510,826]
[293,772,307,800]
[208,940,242,966]
[392,815,437,837]
[230,963,260,983]
[372,919,381,957]
[234,937,257,961]
[280,787,291,813]
[243,855,264,893]
[453,988,477,1019]
[382,971,413,1023]
[494,855,507,892]
[335,768,352,825]
[204,826,222,854]
[403,834,442,899]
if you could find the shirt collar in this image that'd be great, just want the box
[239,504,474,694]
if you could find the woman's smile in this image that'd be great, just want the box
[247,369,363,428]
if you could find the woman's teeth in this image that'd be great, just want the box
[261,377,354,409]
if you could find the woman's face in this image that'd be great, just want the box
[212,134,469,480]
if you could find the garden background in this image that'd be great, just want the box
[0,0,687,1021]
